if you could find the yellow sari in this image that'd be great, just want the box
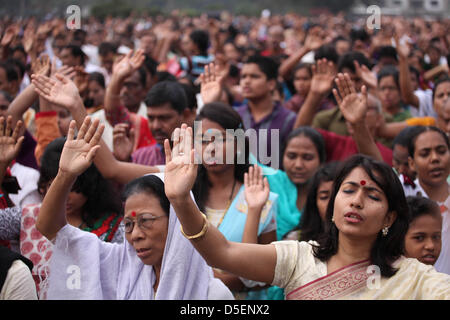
[272,241,450,300]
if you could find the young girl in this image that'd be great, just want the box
[404,196,442,266]
[192,102,278,297]
[406,126,450,274]
[285,63,334,113]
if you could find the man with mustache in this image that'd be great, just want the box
[113,81,194,166]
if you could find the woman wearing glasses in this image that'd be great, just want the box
[35,117,233,300]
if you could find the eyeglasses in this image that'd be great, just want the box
[123,213,166,233]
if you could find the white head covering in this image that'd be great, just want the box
[47,175,233,300]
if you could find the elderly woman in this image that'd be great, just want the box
[36,117,233,300]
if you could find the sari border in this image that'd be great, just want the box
[286,259,371,300]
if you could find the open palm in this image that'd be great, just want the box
[200,63,226,104]
[32,73,81,110]
[244,165,269,211]
[333,73,368,125]
[59,117,104,177]
[310,58,336,96]
[0,116,24,165]
[113,49,145,80]
[164,124,198,201]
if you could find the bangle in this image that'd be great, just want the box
[180,212,209,240]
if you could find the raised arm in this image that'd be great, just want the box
[396,35,420,109]
[0,116,24,187]
[31,73,159,185]
[243,165,272,244]
[199,62,227,104]
[164,124,277,284]
[36,117,103,240]
[293,58,336,129]
[278,34,322,80]
[333,74,383,162]
[104,49,145,125]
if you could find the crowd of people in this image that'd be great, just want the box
[0,10,449,300]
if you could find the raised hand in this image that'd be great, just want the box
[353,60,377,90]
[32,73,82,110]
[200,62,226,104]
[332,73,368,126]
[113,123,134,161]
[310,58,336,96]
[31,54,51,77]
[1,25,18,47]
[0,116,24,166]
[112,49,145,81]
[394,34,410,60]
[164,123,198,201]
[59,117,104,177]
[244,165,270,212]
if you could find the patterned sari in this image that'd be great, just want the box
[286,260,371,300]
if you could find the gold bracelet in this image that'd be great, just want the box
[180,212,209,240]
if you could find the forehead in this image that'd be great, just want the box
[241,63,265,76]
[124,71,141,84]
[200,118,224,133]
[341,167,380,188]
[409,214,442,231]
[285,135,319,153]
[435,82,450,94]
[147,103,179,116]
[379,75,396,86]
[415,131,447,149]
[124,192,165,217]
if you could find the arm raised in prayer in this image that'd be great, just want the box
[164,124,277,285]
[333,73,383,162]
[31,73,159,185]
[37,117,103,239]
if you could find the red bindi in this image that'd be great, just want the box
[131,211,136,217]
[360,180,366,186]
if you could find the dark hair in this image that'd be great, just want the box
[392,126,423,149]
[350,28,370,43]
[143,55,158,78]
[432,76,450,102]
[88,72,105,89]
[298,161,340,242]
[281,127,326,169]
[0,62,19,82]
[378,46,398,62]
[406,196,441,225]
[407,126,450,158]
[0,90,13,103]
[377,65,399,88]
[156,71,177,83]
[136,66,147,88]
[315,44,339,65]
[189,29,210,56]
[337,51,372,73]
[38,138,123,227]
[98,42,117,56]
[63,44,87,65]
[313,155,410,278]
[145,81,187,114]
[245,55,279,80]
[292,63,312,79]
[192,102,250,211]
[122,175,170,216]
[179,82,198,110]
